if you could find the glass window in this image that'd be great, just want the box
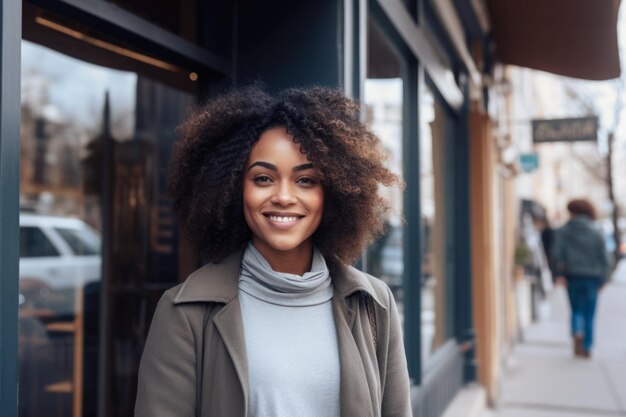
[19,8,196,415]
[55,227,101,256]
[364,17,405,320]
[20,227,60,258]
[22,3,200,95]
[420,84,447,364]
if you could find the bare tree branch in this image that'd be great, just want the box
[569,147,608,182]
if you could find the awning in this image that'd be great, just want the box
[486,0,622,80]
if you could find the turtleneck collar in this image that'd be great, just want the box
[238,242,333,307]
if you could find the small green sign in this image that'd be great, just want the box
[519,153,539,173]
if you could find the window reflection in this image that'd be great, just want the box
[364,80,404,306]
[364,17,405,321]
[19,36,194,417]
[20,226,61,258]
[420,85,447,364]
[54,227,101,256]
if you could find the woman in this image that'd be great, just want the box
[135,86,412,416]
[553,199,609,358]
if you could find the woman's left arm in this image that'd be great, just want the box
[381,285,412,417]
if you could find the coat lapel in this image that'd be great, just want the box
[333,290,375,417]
[175,250,385,417]
[212,297,248,415]
[174,250,249,414]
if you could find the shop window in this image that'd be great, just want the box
[364,17,406,320]
[19,7,196,413]
[22,3,201,95]
[419,84,447,364]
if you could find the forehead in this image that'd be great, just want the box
[247,127,311,165]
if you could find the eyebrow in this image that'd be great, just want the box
[247,161,315,172]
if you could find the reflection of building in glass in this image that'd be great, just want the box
[364,79,403,227]
[364,76,404,318]
[18,36,192,417]
[418,85,448,365]
[19,40,139,227]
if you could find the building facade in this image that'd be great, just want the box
[1,0,621,416]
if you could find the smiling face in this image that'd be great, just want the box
[243,127,324,265]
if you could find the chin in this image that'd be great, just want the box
[266,239,306,252]
[256,234,312,254]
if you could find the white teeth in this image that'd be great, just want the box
[268,215,299,223]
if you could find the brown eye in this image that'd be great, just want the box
[297,177,318,186]
[254,175,273,184]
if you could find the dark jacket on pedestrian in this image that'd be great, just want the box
[134,250,412,417]
[552,216,609,281]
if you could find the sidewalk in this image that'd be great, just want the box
[487,262,626,417]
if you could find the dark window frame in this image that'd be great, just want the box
[0,0,22,415]
[366,0,423,382]
[26,0,231,76]
[365,0,474,389]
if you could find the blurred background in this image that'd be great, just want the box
[0,0,625,416]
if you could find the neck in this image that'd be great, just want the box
[251,239,313,275]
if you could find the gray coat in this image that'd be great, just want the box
[134,250,412,417]
[552,216,609,281]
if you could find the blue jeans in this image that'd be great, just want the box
[565,277,601,351]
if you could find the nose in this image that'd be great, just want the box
[270,180,297,206]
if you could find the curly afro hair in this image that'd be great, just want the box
[168,85,401,266]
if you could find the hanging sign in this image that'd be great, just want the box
[532,116,598,143]
[519,152,539,173]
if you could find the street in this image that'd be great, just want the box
[486,260,626,416]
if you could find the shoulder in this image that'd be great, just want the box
[557,223,570,233]
[360,268,394,302]
[164,283,185,301]
[155,283,201,319]
[172,250,243,304]
[340,264,394,311]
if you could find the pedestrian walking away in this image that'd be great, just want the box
[552,198,609,359]
[134,85,412,417]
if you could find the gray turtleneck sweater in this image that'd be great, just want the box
[238,242,340,417]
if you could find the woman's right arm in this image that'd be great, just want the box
[135,291,197,417]
[381,285,412,417]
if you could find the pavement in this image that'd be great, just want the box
[485,260,626,417]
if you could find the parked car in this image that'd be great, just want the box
[19,213,101,316]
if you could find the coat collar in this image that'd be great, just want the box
[173,249,386,310]
[174,248,384,417]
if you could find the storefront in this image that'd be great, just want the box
[345,2,480,414]
[1,0,488,415]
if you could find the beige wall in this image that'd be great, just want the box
[470,106,499,403]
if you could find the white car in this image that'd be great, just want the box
[19,213,101,315]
